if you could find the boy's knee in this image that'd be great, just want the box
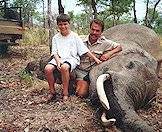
[44,64,54,73]
[60,63,70,72]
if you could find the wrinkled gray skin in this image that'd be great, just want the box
[89,23,160,132]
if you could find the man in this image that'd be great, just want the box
[75,19,122,127]
[75,19,122,98]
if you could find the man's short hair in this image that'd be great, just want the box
[90,19,104,32]
[56,14,70,25]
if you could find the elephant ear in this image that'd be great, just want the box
[96,73,112,110]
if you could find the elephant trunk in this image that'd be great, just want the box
[122,110,155,132]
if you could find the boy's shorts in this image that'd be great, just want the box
[75,68,90,83]
[48,58,77,72]
[47,61,72,84]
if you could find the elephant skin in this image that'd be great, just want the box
[89,23,160,131]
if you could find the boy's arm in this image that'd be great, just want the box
[86,51,102,64]
[53,54,62,69]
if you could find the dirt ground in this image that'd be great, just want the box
[0,45,162,132]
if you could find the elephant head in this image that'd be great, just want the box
[89,24,160,131]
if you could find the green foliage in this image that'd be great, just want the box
[18,69,33,87]
[76,0,133,25]
[11,0,41,23]
[73,13,90,35]
[19,27,49,46]
[73,11,132,33]
[154,13,162,35]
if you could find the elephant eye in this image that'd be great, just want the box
[125,61,135,69]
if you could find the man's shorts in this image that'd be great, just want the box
[75,68,90,83]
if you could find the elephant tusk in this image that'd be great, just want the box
[96,74,110,110]
[101,112,116,126]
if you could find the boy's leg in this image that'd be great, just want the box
[60,62,71,100]
[44,64,56,97]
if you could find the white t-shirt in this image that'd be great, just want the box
[49,31,89,70]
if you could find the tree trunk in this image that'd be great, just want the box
[144,0,149,27]
[133,0,137,23]
[58,0,64,14]
[111,0,115,26]
[91,0,97,19]
[47,0,52,52]
[42,0,45,28]
[150,0,161,25]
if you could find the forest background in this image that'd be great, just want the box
[0,1,162,131]
[1,0,161,46]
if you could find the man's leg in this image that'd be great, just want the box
[76,80,89,98]
[44,64,56,96]
[60,63,70,100]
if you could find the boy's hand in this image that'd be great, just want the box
[95,58,102,64]
[56,59,62,70]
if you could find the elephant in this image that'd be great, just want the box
[25,23,161,131]
[88,23,161,131]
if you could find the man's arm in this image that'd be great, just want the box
[100,45,122,61]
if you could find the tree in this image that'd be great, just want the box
[42,0,45,28]
[144,0,161,28]
[58,0,64,14]
[150,0,161,26]
[132,0,137,23]
[76,0,133,27]
[144,0,150,26]
[77,0,99,19]
[47,0,52,52]
[108,0,133,26]
[91,0,98,18]
[12,0,41,26]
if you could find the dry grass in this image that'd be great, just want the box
[0,28,162,132]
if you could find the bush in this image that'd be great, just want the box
[18,69,33,87]
[19,27,49,46]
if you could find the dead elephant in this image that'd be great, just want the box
[89,23,160,131]
[26,23,161,132]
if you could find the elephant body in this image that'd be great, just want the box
[89,24,160,131]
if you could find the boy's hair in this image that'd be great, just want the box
[90,19,104,32]
[56,14,70,25]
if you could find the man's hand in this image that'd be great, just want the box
[100,53,111,61]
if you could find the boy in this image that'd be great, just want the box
[44,14,101,101]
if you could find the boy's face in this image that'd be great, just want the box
[57,21,70,36]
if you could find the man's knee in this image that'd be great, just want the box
[76,80,89,98]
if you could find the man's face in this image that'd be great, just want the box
[57,21,70,36]
[89,22,102,43]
